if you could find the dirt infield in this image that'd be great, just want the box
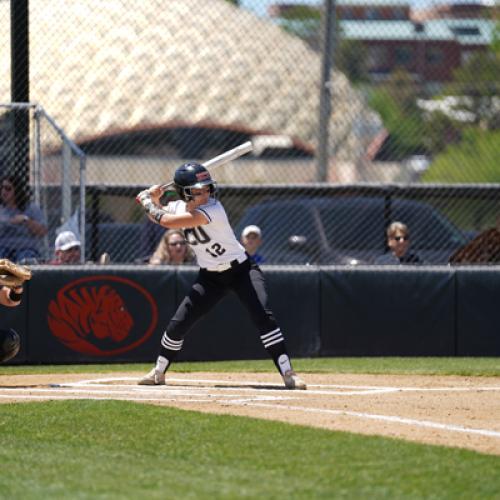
[1,372,499,456]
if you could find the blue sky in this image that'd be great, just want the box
[240,0,492,17]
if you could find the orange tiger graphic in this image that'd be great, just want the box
[48,285,134,355]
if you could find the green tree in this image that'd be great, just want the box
[491,22,500,55]
[337,39,368,83]
[443,51,500,130]
[369,69,426,159]
[277,5,322,49]
[422,128,500,183]
[422,110,461,155]
[385,68,421,111]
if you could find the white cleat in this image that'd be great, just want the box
[138,368,165,386]
[283,370,307,390]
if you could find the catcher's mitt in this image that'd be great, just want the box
[0,259,32,288]
[0,328,20,362]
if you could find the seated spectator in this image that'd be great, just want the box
[50,231,82,264]
[374,221,422,265]
[0,174,48,262]
[241,225,265,264]
[149,229,195,265]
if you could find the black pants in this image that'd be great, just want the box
[166,258,277,342]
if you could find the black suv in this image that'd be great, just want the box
[235,196,468,265]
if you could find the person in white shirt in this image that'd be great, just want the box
[136,162,306,389]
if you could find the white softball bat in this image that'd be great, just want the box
[203,141,253,169]
[161,141,253,190]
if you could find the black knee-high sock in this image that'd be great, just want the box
[260,328,293,375]
[155,331,184,373]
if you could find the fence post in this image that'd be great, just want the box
[316,0,336,182]
[79,156,86,264]
[62,142,72,223]
[10,0,30,187]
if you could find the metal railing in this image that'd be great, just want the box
[0,103,86,263]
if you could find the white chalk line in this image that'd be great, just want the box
[228,401,500,439]
[65,377,394,395]
[0,394,214,403]
[65,377,500,396]
[2,376,500,439]
[0,386,293,400]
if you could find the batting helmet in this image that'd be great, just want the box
[0,328,20,363]
[173,163,217,202]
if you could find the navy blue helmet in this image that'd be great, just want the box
[173,163,217,201]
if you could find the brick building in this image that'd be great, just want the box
[269,1,496,83]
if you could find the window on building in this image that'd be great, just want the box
[342,7,354,20]
[395,46,415,66]
[392,7,407,20]
[451,27,480,37]
[366,7,380,20]
[426,47,445,65]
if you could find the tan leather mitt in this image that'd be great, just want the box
[0,259,32,288]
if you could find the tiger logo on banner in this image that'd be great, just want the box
[47,276,158,356]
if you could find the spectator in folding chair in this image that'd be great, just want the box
[0,174,47,263]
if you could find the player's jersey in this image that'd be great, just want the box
[164,198,246,268]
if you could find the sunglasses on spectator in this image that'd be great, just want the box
[1,184,13,192]
[392,235,409,242]
[169,241,187,247]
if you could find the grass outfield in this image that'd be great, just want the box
[1,356,499,376]
[0,358,499,498]
[0,401,499,499]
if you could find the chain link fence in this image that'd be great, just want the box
[0,0,499,265]
[0,103,86,263]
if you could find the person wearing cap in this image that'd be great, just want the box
[241,225,265,264]
[50,231,82,264]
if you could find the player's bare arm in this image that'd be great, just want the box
[148,210,208,230]
[138,185,209,229]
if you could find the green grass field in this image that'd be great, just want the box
[1,358,499,499]
[1,356,500,376]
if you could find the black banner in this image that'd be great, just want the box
[3,266,500,364]
[456,269,500,355]
[28,268,177,363]
[319,268,456,356]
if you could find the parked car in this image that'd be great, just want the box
[235,196,469,265]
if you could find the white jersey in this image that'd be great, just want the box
[164,198,246,268]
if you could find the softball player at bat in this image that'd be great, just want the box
[136,162,306,389]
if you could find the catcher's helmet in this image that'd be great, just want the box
[0,328,20,363]
[173,163,216,202]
